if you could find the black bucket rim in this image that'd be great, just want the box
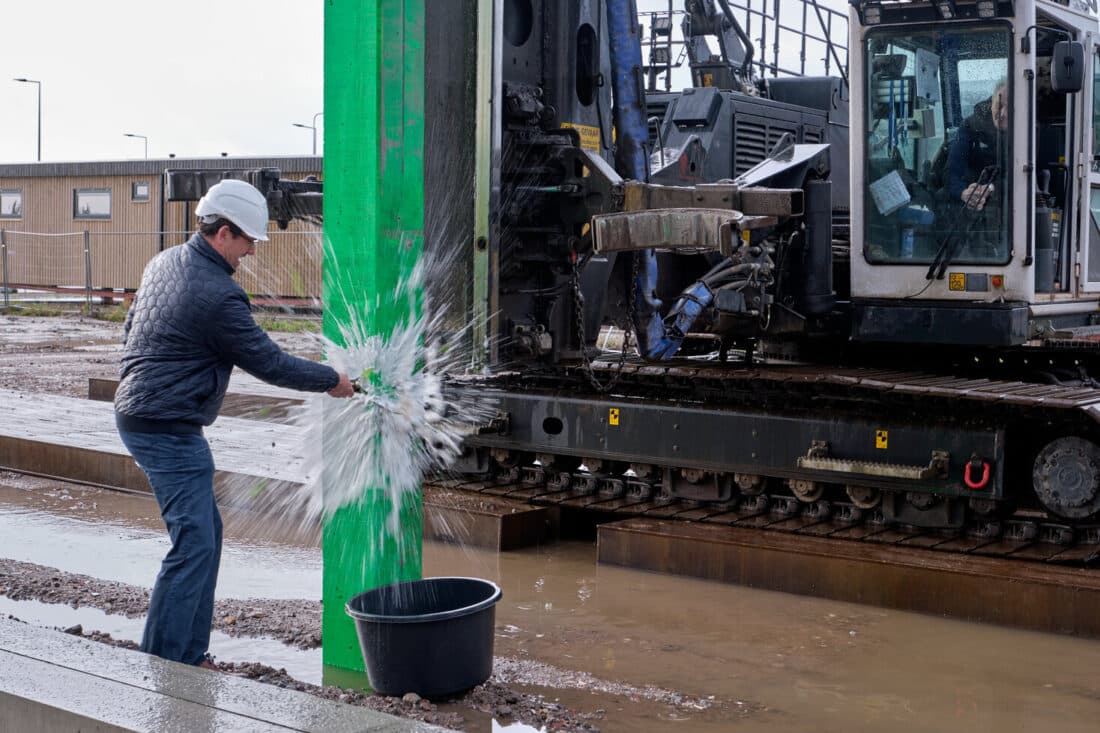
[345,576,502,625]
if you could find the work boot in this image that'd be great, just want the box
[196,654,220,672]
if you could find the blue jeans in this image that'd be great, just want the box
[117,429,221,665]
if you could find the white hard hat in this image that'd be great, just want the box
[195,179,270,241]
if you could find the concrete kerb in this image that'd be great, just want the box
[0,616,452,733]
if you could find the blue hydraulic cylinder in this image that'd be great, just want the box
[650,280,715,360]
[605,0,663,359]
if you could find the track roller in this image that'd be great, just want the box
[788,479,823,502]
[538,453,581,472]
[1032,436,1100,521]
[735,473,765,495]
[845,485,881,509]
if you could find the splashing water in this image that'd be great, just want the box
[295,257,495,535]
[221,227,498,559]
[223,119,497,554]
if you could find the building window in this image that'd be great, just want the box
[0,189,22,219]
[74,188,111,219]
[132,181,150,202]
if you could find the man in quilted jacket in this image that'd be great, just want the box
[114,179,354,668]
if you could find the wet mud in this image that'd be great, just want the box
[0,558,321,649]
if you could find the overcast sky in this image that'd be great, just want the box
[0,0,323,163]
[0,0,846,164]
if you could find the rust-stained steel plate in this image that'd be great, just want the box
[969,539,1034,558]
[828,524,890,541]
[642,502,691,519]
[598,518,1100,638]
[764,516,825,533]
[897,534,952,549]
[675,506,735,521]
[927,536,993,553]
[422,486,557,551]
[860,528,925,545]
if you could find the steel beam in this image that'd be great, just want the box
[322,0,425,673]
[599,518,1100,637]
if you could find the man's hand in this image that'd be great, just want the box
[328,372,355,398]
[960,182,993,211]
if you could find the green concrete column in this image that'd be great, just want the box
[322,0,425,673]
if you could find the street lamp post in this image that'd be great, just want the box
[13,78,41,162]
[292,111,323,155]
[123,133,148,159]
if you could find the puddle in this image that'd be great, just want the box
[4,481,1100,732]
[0,498,321,600]
[0,596,323,685]
[74,343,123,353]
[0,315,122,345]
[492,722,544,733]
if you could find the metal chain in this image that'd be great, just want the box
[572,252,638,393]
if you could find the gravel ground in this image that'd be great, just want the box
[0,557,322,649]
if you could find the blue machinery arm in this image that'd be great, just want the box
[606,0,667,360]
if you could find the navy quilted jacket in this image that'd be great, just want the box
[114,233,337,431]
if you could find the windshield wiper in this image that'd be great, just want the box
[926,165,998,281]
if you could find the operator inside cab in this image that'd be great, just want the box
[863,27,1011,266]
[926,78,1009,254]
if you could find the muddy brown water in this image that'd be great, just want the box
[3,478,1100,732]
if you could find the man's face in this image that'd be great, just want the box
[991,85,1009,130]
[221,226,257,270]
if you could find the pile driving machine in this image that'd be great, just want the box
[168,0,1100,541]
[456,0,1100,539]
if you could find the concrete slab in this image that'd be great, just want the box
[0,616,447,732]
[0,388,301,493]
[0,389,552,550]
[598,517,1100,638]
[89,376,304,420]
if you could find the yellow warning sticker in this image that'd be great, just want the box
[609,408,620,426]
[561,122,601,153]
[948,272,966,291]
[876,430,888,449]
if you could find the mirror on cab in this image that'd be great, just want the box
[1052,40,1085,93]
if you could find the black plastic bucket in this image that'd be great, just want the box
[345,576,502,698]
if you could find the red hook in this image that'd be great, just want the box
[964,459,991,490]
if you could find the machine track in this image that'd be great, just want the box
[430,473,1100,567]
[448,357,1100,565]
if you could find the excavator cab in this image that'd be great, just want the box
[848,0,1096,347]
